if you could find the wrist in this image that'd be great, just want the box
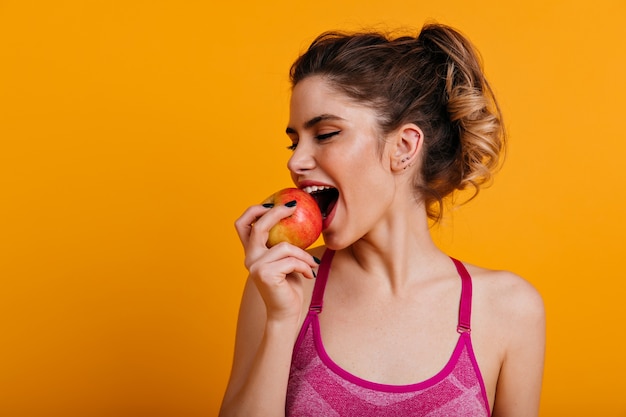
[265,314,300,336]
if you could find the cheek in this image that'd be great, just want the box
[345,139,385,171]
[337,143,390,195]
[354,153,391,186]
[347,164,394,213]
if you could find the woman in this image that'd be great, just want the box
[220,23,545,416]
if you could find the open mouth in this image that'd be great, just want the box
[303,185,339,219]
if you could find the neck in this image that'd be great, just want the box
[342,198,448,294]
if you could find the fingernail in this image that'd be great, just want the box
[284,200,297,207]
[262,203,274,208]
[313,256,321,265]
[312,269,317,278]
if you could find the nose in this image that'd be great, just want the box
[287,140,316,175]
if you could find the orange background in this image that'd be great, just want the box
[1,1,625,416]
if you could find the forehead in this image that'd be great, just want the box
[290,76,346,113]
[288,76,377,128]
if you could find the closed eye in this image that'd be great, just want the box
[286,131,340,151]
[316,131,340,140]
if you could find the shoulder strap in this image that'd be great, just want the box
[309,249,335,313]
[450,257,472,333]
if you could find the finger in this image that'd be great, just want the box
[251,255,317,283]
[234,204,274,244]
[245,204,297,248]
[262,241,320,269]
[249,203,297,231]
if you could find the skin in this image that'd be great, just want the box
[220,76,546,417]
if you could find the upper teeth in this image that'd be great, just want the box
[303,185,332,194]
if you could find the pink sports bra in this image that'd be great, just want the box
[286,249,491,416]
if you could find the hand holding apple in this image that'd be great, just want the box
[262,188,322,249]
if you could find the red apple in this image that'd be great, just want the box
[262,188,322,249]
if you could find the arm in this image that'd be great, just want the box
[491,275,546,417]
[219,204,317,417]
[219,276,302,417]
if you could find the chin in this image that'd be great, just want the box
[320,232,354,252]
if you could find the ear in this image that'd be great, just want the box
[390,123,423,173]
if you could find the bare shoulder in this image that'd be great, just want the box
[462,263,546,414]
[464,263,545,339]
[467,263,543,312]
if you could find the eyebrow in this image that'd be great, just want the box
[285,114,345,134]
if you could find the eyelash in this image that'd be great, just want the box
[287,131,341,151]
[316,131,341,140]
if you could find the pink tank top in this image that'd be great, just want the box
[286,250,491,416]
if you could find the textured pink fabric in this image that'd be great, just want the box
[285,251,491,416]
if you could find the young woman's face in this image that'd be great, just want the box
[286,76,398,249]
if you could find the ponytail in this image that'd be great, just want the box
[418,24,505,214]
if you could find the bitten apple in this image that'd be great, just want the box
[262,188,322,249]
